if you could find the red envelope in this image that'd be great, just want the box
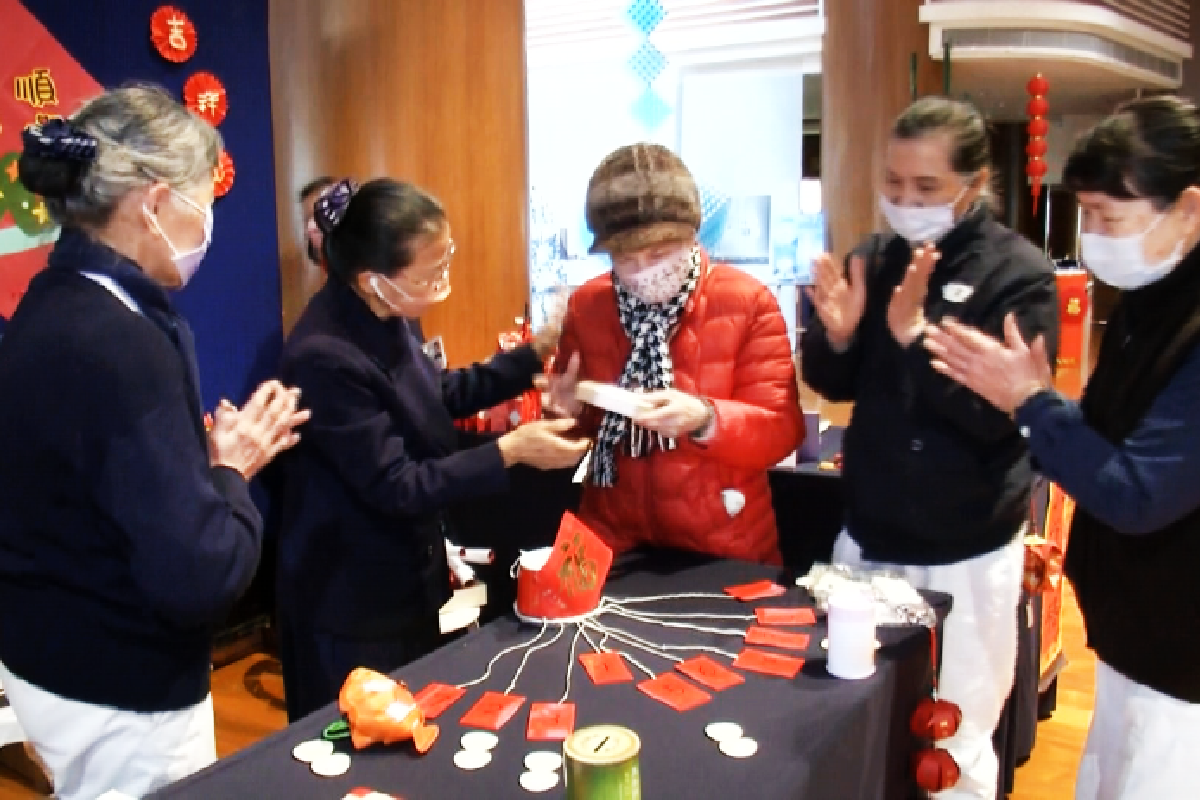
[579,651,634,685]
[724,580,787,601]
[675,655,745,692]
[459,691,526,731]
[745,626,812,652]
[413,682,466,719]
[526,701,576,741]
[636,673,712,712]
[755,606,817,626]
[733,648,805,679]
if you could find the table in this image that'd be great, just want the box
[155,554,949,800]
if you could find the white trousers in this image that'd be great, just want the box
[1075,659,1200,800]
[0,661,216,800]
[833,531,1024,800]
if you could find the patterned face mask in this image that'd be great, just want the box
[617,248,693,305]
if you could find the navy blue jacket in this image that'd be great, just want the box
[0,229,261,712]
[276,280,541,637]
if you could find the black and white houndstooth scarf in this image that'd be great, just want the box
[589,247,702,487]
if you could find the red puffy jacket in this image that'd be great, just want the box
[558,252,804,564]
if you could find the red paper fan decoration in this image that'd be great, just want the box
[184,72,228,127]
[213,150,235,198]
[150,6,198,63]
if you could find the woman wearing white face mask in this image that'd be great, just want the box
[0,87,309,799]
[801,96,1060,800]
[276,178,590,721]
[925,96,1200,800]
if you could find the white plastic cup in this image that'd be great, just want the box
[827,588,877,679]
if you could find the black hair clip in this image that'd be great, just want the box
[22,118,98,163]
[313,178,359,234]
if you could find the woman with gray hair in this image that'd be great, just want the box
[0,85,308,799]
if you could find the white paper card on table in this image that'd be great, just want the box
[575,381,655,418]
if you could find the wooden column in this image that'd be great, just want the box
[821,0,942,259]
[269,0,530,365]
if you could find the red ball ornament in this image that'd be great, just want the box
[913,748,961,792]
[1027,118,1049,138]
[213,150,235,198]
[1026,97,1049,118]
[150,6,198,63]
[910,698,964,741]
[183,72,228,127]
[1027,74,1050,98]
[1026,139,1048,158]
[1026,158,1048,179]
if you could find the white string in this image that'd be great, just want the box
[559,625,583,703]
[505,623,565,695]
[606,592,735,605]
[605,605,749,638]
[603,602,755,622]
[596,611,739,661]
[579,624,605,655]
[457,621,547,689]
[587,618,680,664]
[581,621,655,678]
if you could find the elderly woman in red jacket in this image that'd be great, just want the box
[555,143,804,564]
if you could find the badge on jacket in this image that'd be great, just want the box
[942,282,974,303]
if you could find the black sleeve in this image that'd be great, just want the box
[905,266,1060,443]
[441,343,542,419]
[799,237,877,402]
[290,348,510,518]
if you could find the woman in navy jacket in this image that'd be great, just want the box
[277,178,588,721]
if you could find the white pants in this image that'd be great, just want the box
[1075,660,1200,800]
[833,531,1024,800]
[0,661,216,800]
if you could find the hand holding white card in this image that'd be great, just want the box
[575,381,655,418]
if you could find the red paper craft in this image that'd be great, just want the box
[675,655,744,692]
[755,606,816,626]
[579,651,633,685]
[636,673,712,712]
[516,512,613,621]
[183,72,228,127]
[413,682,465,719]
[459,691,525,731]
[526,701,576,741]
[150,6,197,63]
[213,150,235,198]
[733,648,805,679]
[745,626,812,652]
[724,580,787,601]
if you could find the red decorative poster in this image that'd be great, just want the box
[0,0,103,321]
[183,71,227,127]
[150,6,198,63]
[213,149,234,198]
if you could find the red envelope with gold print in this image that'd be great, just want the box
[579,651,634,685]
[637,673,712,712]
[675,655,744,691]
[526,701,576,741]
[459,691,525,731]
[413,682,465,719]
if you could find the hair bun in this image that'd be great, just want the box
[18,118,98,199]
[313,178,359,235]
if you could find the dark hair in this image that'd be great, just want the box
[299,176,335,204]
[319,178,446,282]
[1063,96,1200,210]
[892,96,991,175]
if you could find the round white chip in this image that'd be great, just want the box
[524,750,563,772]
[520,770,561,793]
[705,722,744,743]
[292,739,334,764]
[454,749,493,771]
[719,737,759,759]
[461,731,499,752]
[310,751,352,777]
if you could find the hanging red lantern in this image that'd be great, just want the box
[150,6,198,64]
[1026,73,1050,213]
[183,72,228,127]
[213,150,235,198]
[913,748,961,792]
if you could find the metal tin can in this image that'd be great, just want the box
[563,724,641,800]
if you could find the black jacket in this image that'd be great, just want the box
[276,280,541,637]
[802,207,1059,565]
[0,229,261,712]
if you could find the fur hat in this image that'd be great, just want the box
[585,143,701,255]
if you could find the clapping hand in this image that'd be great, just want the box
[209,380,311,480]
[806,253,866,352]
[887,244,939,347]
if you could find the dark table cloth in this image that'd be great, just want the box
[157,553,948,800]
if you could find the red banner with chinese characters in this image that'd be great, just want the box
[1039,481,1076,681]
[0,0,102,321]
[1054,269,1090,400]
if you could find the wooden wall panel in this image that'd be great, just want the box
[821,0,942,259]
[269,0,530,366]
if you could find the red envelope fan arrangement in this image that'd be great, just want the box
[515,512,612,622]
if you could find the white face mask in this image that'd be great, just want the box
[618,249,691,305]
[1080,214,1184,290]
[144,190,213,287]
[879,186,968,245]
[371,272,452,314]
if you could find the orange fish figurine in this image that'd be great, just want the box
[338,668,439,754]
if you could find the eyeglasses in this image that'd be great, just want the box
[405,240,455,289]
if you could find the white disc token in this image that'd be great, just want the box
[524,750,563,772]
[705,722,744,743]
[461,731,499,752]
[520,770,561,793]
[454,749,493,771]
[310,751,352,777]
[719,737,759,759]
[292,739,334,763]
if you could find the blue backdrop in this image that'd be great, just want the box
[24,0,282,410]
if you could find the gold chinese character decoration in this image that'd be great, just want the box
[14,68,58,110]
[183,72,228,127]
[555,530,600,597]
[150,6,198,63]
[1066,296,1081,317]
